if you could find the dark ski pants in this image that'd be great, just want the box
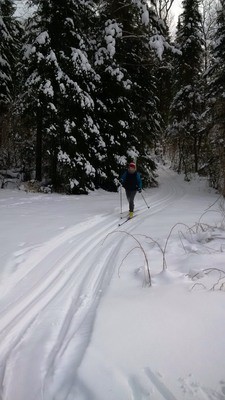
[125,190,137,212]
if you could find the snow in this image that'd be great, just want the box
[85,161,95,176]
[0,56,9,67]
[70,178,79,189]
[0,166,225,399]
[101,20,123,59]
[115,155,127,165]
[105,66,125,82]
[41,80,54,97]
[71,48,92,72]
[132,0,149,26]
[58,150,71,163]
[149,35,166,60]
[36,31,49,45]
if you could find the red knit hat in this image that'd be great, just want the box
[129,162,136,169]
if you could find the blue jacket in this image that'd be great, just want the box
[121,170,142,191]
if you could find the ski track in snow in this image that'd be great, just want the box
[0,168,187,400]
[128,368,225,400]
[129,368,178,400]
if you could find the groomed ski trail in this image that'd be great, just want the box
[0,167,186,400]
[0,216,123,400]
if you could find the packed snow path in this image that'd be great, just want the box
[0,167,225,400]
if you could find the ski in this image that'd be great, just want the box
[118,218,130,227]
[119,208,140,220]
[118,205,150,226]
[118,215,136,227]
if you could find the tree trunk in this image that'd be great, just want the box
[51,150,58,189]
[223,130,225,198]
[194,133,202,173]
[36,109,43,181]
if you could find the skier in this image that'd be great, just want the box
[120,162,142,218]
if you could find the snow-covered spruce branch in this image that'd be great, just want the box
[104,231,151,286]
[121,34,146,39]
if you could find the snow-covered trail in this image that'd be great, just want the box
[0,215,122,399]
[76,171,225,400]
[0,167,187,400]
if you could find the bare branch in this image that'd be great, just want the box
[104,230,152,286]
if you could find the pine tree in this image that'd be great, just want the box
[94,0,166,189]
[0,6,11,112]
[94,11,140,190]
[0,0,20,112]
[21,0,170,192]
[207,0,225,99]
[0,0,23,169]
[168,0,205,176]
[22,0,104,192]
[154,25,174,151]
[206,0,225,194]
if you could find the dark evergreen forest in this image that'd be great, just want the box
[0,0,224,195]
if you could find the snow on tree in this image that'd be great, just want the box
[94,14,139,190]
[0,0,19,111]
[93,0,169,189]
[168,0,205,176]
[205,0,225,194]
[0,15,11,111]
[200,0,220,71]
[207,0,225,99]
[0,0,23,170]
[22,0,105,193]
[5,0,175,193]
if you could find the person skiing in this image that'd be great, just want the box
[120,162,142,218]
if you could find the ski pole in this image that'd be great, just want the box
[119,184,123,217]
[140,191,150,209]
